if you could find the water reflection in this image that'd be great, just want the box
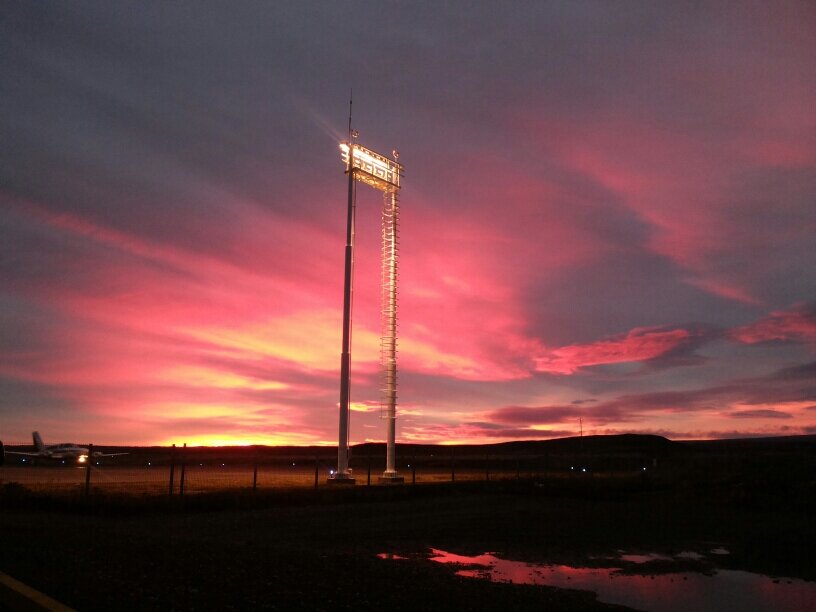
[418,549,814,612]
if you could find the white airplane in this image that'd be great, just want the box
[2,431,127,464]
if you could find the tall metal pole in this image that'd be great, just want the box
[335,144,356,481]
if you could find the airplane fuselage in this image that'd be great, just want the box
[39,444,90,463]
[2,432,128,465]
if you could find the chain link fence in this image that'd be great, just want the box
[0,441,675,498]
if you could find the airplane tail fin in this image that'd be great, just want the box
[32,431,44,452]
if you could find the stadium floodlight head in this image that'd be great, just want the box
[330,136,404,485]
[339,142,403,192]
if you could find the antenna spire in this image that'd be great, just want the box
[348,89,353,138]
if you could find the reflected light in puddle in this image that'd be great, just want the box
[422,549,815,612]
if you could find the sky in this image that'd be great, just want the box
[1,2,815,446]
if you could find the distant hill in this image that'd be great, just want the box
[353,433,679,458]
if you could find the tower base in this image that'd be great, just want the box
[327,474,356,485]
[378,473,404,484]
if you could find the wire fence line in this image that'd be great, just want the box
[5,438,808,500]
[0,442,669,499]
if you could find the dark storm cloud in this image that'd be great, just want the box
[730,409,792,419]
[487,359,816,427]
[489,403,630,426]
[767,360,816,382]
[479,427,574,439]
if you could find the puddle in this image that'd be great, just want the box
[404,549,815,612]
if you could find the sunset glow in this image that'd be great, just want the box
[1,3,814,446]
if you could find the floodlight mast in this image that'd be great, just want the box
[331,134,357,483]
[331,135,404,485]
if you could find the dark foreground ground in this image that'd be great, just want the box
[1,476,814,611]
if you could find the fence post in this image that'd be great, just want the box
[314,454,319,490]
[253,460,258,493]
[168,443,176,497]
[451,448,456,482]
[412,457,416,485]
[84,443,93,499]
[516,457,520,481]
[179,443,186,498]
[485,451,490,482]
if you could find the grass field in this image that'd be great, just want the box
[0,464,517,497]
[1,475,814,610]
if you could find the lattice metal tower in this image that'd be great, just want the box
[329,127,404,484]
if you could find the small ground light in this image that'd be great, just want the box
[582,468,587,473]
[642,467,647,471]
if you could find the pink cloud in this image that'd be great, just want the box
[533,326,696,374]
[684,278,761,306]
[515,86,815,306]
[729,303,816,345]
